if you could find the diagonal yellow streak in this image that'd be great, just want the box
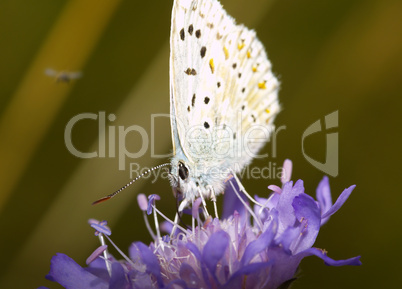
[0,0,122,212]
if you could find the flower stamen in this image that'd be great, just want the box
[148,195,163,247]
[153,204,187,234]
[229,180,263,230]
[137,194,157,239]
[89,220,112,275]
[231,171,266,208]
[281,159,293,184]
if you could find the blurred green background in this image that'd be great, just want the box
[0,0,401,288]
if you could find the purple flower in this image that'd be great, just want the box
[41,160,361,289]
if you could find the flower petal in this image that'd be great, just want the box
[321,185,356,219]
[128,271,154,289]
[299,248,362,266]
[275,226,300,253]
[292,193,321,253]
[222,261,273,289]
[166,279,188,289]
[264,247,303,289]
[85,256,112,281]
[109,262,129,289]
[316,176,332,225]
[277,180,304,233]
[240,221,275,266]
[186,242,202,261]
[202,231,230,278]
[46,253,108,289]
[186,242,211,288]
[134,242,163,286]
[179,263,203,288]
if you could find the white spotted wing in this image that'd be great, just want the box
[169,0,280,202]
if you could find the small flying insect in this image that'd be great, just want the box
[45,68,83,83]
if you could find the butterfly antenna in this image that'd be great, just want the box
[92,163,171,205]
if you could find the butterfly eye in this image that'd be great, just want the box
[178,162,189,181]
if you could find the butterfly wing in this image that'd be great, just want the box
[170,0,280,172]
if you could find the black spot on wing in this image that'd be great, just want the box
[200,46,206,58]
[192,94,196,107]
[180,28,185,41]
[185,68,197,75]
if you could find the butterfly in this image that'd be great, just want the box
[93,0,280,214]
[168,0,280,208]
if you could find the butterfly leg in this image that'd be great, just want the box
[197,187,210,217]
[178,198,189,212]
[171,199,189,237]
[207,185,219,219]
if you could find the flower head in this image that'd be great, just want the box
[41,160,361,289]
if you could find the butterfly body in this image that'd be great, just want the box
[169,0,280,203]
